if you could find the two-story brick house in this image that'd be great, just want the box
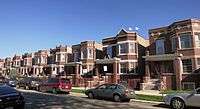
[44,45,72,76]
[33,50,49,77]
[20,53,34,76]
[0,59,5,76]
[12,55,21,74]
[95,29,148,89]
[142,19,200,90]
[65,41,103,86]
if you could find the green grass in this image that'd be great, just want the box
[71,88,163,102]
[71,89,85,93]
[160,90,192,94]
[135,94,163,102]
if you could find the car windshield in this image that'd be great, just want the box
[60,78,70,83]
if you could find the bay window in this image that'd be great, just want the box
[129,43,136,53]
[180,33,192,49]
[182,59,192,73]
[120,63,127,74]
[107,46,113,58]
[195,33,200,47]
[119,43,128,54]
[156,39,165,54]
[171,37,176,51]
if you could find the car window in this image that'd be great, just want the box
[97,85,107,89]
[48,78,59,83]
[60,79,70,83]
[106,85,116,89]
[117,85,126,90]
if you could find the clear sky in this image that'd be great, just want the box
[0,0,199,58]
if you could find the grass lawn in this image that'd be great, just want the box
[135,94,163,102]
[71,89,86,93]
[160,90,192,94]
[71,88,164,102]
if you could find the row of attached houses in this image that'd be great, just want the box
[0,18,200,90]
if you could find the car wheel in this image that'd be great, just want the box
[170,98,185,109]
[113,94,121,102]
[88,92,94,99]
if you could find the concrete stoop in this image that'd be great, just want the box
[140,79,160,90]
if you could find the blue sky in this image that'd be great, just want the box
[0,0,199,58]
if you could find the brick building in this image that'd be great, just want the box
[20,53,34,76]
[12,55,22,74]
[142,19,200,90]
[33,50,49,77]
[65,41,103,87]
[96,29,148,89]
[44,45,72,76]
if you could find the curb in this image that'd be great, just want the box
[131,99,164,104]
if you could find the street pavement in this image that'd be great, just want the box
[17,89,169,109]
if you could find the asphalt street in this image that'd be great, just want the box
[16,89,169,109]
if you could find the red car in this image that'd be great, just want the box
[38,77,72,94]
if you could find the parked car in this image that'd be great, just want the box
[0,85,25,109]
[164,88,200,109]
[16,77,43,90]
[85,83,135,102]
[38,77,72,94]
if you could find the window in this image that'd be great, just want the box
[182,82,195,90]
[106,85,116,89]
[129,62,136,73]
[119,43,128,54]
[74,51,79,62]
[107,46,112,58]
[156,39,165,54]
[120,63,127,74]
[171,37,176,51]
[88,48,93,58]
[180,34,192,49]
[81,48,87,59]
[97,84,107,89]
[195,33,200,47]
[129,43,136,53]
[182,59,192,73]
[56,54,61,62]
[61,54,65,62]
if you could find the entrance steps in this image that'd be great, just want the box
[140,79,160,90]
